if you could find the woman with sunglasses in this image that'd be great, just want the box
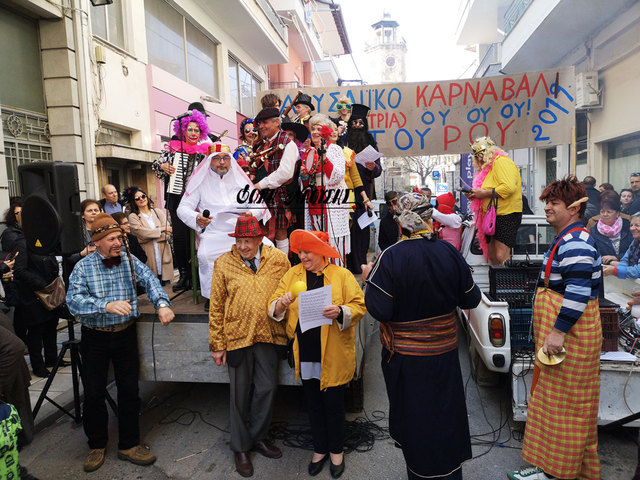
[239,118,259,151]
[128,189,174,286]
[330,96,352,147]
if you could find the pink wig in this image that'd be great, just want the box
[172,109,210,141]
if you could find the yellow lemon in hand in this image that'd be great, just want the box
[291,281,306,299]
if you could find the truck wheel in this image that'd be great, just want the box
[469,343,500,387]
[345,375,364,413]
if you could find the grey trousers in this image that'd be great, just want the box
[228,343,279,453]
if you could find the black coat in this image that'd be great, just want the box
[378,213,400,252]
[13,243,60,326]
[126,233,147,263]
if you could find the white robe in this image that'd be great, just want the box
[177,160,271,299]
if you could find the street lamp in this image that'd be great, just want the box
[90,0,113,6]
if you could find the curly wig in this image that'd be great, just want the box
[172,109,210,141]
[540,175,588,217]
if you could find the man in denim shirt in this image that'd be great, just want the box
[67,213,174,472]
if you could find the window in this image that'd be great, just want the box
[607,132,640,192]
[96,124,131,145]
[229,57,260,117]
[145,0,218,96]
[91,0,124,49]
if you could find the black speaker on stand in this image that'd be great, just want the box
[19,162,84,255]
[18,162,86,423]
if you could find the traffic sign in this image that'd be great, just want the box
[432,170,440,180]
[435,183,448,194]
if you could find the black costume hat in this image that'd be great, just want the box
[293,94,315,111]
[281,119,309,143]
[188,101,209,117]
[350,103,370,121]
[254,107,280,123]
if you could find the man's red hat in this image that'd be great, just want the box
[228,216,265,238]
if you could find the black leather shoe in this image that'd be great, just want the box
[330,458,345,479]
[308,455,328,476]
[33,367,50,378]
[203,299,210,312]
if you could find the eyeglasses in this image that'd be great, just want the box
[244,128,257,134]
[631,173,640,177]
[134,194,147,201]
[211,155,231,162]
[335,103,352,110]
[386,199,398,206]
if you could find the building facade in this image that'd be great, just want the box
[457,0,640,211]
[0,0,349,220]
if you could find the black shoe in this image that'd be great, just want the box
[46,359,70,368]
[308,456,328,476]
[172,268,191,292]
[33,367,50,378]
[330,459,345,478]
[203,299,210,312]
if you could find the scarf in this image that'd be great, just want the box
[470,153,499,259]
[596,215,622,238]
[166,140,211,155]
[628,239,640,267]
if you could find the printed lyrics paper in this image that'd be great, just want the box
[298,285,333,333]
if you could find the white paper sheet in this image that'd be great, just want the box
[354,145,383,166]
[357,210,378,230]
[600,351,638,362]
[298,285,333,333]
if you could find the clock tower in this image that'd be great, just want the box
[364,12,407,84]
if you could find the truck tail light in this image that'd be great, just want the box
[488,313,505,347]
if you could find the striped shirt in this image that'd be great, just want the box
[538,222,601,333]
[67,251,170,328]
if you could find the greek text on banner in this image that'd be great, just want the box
[263,67,576,156]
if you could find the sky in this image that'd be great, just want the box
[334,0,478,84]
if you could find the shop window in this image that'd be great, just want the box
[91,0,125,49]
[0,6,45,113]
[607,132,640,191]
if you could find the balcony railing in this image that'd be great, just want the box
[269,81,301,90]
[503,0,533,35]
[255,0,288,43]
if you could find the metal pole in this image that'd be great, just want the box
[570,126,576,175]
[190,229,199,304]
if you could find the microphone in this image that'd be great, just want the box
[174,110,192,120]
[200,209,210,233]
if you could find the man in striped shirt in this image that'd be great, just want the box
[509,176,602,480]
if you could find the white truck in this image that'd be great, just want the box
[458,215,640,425]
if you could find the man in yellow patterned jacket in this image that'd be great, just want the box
[209,215,290,478]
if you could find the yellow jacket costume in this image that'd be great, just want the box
[267,263,366,390]
[480,154,522,215]
[209,245,290,352]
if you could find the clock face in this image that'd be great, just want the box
[385,56,396,68]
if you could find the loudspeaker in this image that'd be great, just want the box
[18,162,84,255]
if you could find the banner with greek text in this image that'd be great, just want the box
[263,67,575,156]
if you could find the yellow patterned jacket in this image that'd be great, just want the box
[209,245,290,352]
[267,263,366,390]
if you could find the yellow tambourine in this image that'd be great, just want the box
[537,347,566,366]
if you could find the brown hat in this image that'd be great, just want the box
[254,107,280,123]
[92,213,122,242]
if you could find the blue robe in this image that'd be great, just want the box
[365,235,480,478]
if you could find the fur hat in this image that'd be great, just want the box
[91,213,122,242]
